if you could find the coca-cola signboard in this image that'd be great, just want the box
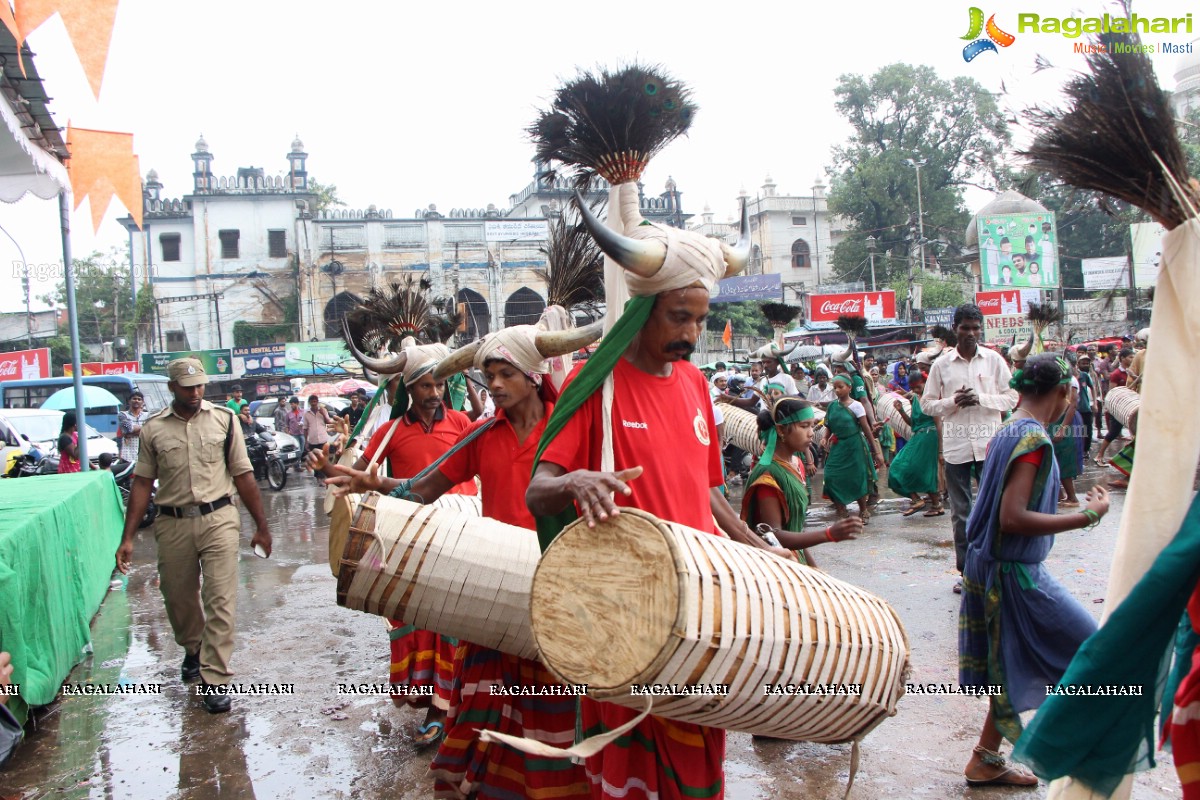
[975,289,1041,316]
[0,348,50,380]
[808,291,896,323]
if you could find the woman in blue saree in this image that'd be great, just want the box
[958,354,1111,786]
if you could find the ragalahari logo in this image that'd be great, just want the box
[962,7,1016,61]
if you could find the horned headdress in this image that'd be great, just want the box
[529,65,749,320]
[432,316,604,385]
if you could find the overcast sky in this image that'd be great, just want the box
[0,0,1195,314]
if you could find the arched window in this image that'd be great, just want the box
[504,287,546,327]
[791,239,811,270]
[323,291,362,339]
[456,288,490,340]
[750,245,762,275]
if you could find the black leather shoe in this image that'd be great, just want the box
[199,682,232,713]
[181,650,201,682]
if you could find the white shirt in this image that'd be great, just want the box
[922,345,1018,465]
[806,383,836,404]
[758,371,798,396]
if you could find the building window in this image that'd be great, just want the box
[792,216,807,226]
[219,230,240,259]
[384,224,425,248]
[322,226,366,250]
[160,233,181,262]
[444,224,484,244]
[791,239,811,269]
[268,230,287,258]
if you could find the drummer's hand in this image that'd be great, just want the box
[1085,485,1110,519]
[564,467,643,527]
[714,394,731,405]
[769,546,799,562]
[829,517,862,542]
[893,399,904,411]
[306,442,330,472]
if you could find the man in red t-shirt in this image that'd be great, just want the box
[1096,348,1134,465]
[526,183,783,800]
[312,339,468,745]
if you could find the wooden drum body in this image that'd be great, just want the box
[1105,387,1141,430]
[530,509,910,743]
[722,406,764,457]
[337,492,538,659]
[878,392,913,440]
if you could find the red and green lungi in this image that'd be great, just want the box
[388,619,458,710]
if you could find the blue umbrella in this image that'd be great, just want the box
[41,385,122,410]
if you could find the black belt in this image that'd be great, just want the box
[158,497,233,518]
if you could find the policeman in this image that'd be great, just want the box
[115,357,272,713]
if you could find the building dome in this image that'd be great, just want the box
[665,175,677,192]
[194,135,209,153]
[290,134,305,153]
[1173,38,1200,115]
[145,168,159,183]
[964,190,1049,246]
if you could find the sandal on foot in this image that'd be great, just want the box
[923,506,946,517]
[414,720,444,747]
[965,745,1038,787]
[1060,500,1080,508]
[902,506,921,517]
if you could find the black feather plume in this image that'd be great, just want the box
[1025,301,1063,328]
[529,64,697,189]
[535,212,604,312]
[836,314,869,338]
[1021,28,1195,228]
[760,303,801,329]
[342,275,452,353]
[930,325,957,346]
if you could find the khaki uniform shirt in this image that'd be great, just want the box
[134,400,253,507]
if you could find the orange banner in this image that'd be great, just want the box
[15,0,120,99]
[66,126,142,231]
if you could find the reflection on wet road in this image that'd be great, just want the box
[0,465,1185,799]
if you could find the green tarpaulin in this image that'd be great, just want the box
[0,471,124,724]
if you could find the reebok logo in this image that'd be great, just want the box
[622,420,648,430]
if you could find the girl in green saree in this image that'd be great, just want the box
[741,397,862,567]
[824,375,885,522]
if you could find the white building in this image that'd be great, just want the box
[123,141,689,351]
[1171,37,1200,118]
[690,175,848,300]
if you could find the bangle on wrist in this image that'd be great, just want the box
[1081,508,1100,529]
[824,526,835,543]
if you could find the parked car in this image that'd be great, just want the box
[0,408,119,473]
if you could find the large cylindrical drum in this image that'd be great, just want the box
[878,391,913,440]
[338,493,538,659]
[1104,387,1141,429]
[530,509,910,743]
[722,406,764,457]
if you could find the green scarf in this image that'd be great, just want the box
[349,388,382,441]
[446,372,468,411]
[531,295,656,552]
[746,458,809,533]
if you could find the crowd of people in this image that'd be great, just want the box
[84,284,1146,799]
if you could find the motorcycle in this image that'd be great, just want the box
[245,429,289,491]
[110,457,158,529]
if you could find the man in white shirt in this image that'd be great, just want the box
[754,343,798,396]
[922,304,1018,591]
[806,369,836,408]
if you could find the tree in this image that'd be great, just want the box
[38,250,153,358]
[308,179,346,216]
[827,64,1012,284]
[706,302,774,339]
[889,271,967,311]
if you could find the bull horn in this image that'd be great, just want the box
[575,190,666,278]
[343,318,409,374]
[535,319,604,358]
[833,345,854,364]
[432,339,485,381]
[720,198,751,277]
[777,341,798,358]
[1012,333,1034,361]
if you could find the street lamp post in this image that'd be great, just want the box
[866,234,877,292]
[905,158,927,272]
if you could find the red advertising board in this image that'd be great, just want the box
[808,291,896,323]
[64,361,139,376]
[0,347,51,380]
[975,290,1024,316]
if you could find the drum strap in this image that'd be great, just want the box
[478,696,652,760]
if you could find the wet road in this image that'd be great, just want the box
[0,462,1186,800]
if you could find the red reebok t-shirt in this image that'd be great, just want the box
[362,407,477,495]
[438,403,550,530]
[540,357,723,534]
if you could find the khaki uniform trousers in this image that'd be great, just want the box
[153,503,240,686]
